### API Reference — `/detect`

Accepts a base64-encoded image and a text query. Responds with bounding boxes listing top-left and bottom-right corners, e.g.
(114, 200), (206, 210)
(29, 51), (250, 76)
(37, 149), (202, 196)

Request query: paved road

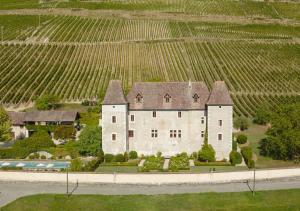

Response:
(1, 177), (300, 207)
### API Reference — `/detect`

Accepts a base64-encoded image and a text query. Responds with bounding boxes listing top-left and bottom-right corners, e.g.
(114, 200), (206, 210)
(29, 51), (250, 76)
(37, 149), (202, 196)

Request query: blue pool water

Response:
(0, 161), (70, 170)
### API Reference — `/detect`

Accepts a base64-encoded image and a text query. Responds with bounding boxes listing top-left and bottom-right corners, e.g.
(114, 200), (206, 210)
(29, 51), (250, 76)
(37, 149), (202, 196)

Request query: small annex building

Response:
(8, 111), (79, 139)
(101, 80), (233, 161)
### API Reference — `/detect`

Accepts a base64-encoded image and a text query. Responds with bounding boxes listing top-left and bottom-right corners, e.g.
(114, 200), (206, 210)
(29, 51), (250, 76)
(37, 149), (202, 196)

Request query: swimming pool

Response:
(0, 160), (70, 170)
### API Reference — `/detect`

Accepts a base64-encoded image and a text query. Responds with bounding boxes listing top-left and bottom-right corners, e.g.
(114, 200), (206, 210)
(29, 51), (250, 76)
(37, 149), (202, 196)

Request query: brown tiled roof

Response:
(102, 80), (127, 105)
(8, 111), (26, 125)
(8, 111), (78, 125)
(207, 81), (233, 105)
(24, 111), (78, 122)
(127, 82), (210, 110)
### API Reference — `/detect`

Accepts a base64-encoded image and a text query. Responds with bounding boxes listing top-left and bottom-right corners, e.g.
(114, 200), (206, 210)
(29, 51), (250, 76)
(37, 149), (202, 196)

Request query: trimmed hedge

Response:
(241, 146), (255, 168)
(114, 154), (125, 162)
(169, 152), (190, 172)
(129, 151), (138, 159)
(194, 161), (231, 166)
(140, 155), (163, 172)
(104, 154), (114, 163)
(237, 134), (247, 144)
(229, 150), (242, 165)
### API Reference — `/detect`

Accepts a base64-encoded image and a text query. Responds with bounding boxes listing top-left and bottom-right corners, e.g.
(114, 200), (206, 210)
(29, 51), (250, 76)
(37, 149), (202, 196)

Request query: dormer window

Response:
(193, 93), (199, 103)
(136, 93), (143, 103)
(164, 94), (171, 103)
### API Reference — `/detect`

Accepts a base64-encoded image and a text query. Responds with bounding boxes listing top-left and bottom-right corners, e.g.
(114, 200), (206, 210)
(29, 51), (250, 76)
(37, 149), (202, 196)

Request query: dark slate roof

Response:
(8, 112), (26, 125)
(127, 82), (210, 110)
(8, 111), (78, 125)
(102, 80), (127, 105)
(207, 81), (233, 105)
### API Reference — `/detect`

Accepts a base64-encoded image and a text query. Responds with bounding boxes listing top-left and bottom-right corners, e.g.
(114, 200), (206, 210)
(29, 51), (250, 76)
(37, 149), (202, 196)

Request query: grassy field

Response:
(2, 189), (300, 210)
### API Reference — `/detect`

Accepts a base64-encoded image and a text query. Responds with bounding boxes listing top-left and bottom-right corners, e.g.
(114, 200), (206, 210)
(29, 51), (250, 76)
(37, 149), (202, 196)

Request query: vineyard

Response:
(0, 0), (300, 116)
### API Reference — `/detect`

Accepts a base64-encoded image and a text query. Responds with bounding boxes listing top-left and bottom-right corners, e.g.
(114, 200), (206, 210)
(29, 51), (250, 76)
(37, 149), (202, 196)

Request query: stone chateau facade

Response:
(101, 80), (233, 160)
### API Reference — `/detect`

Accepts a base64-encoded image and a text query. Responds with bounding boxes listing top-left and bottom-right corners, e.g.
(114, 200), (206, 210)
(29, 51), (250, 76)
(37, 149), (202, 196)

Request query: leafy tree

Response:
(259, 103), (300, 160)
(35, 94), (61, 110)
(0, 106), (11, 142)
(198, 144), (215, 162)
(234, 116), (249, 131)
(236, 134), (247, 144)
(253, 106), (271, 125)
(77, 126), (101, 156)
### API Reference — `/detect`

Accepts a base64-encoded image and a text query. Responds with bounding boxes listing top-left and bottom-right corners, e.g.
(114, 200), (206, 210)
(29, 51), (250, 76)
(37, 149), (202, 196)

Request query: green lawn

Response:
(3, 189), (300, 211)
(236, 122), (300, 169)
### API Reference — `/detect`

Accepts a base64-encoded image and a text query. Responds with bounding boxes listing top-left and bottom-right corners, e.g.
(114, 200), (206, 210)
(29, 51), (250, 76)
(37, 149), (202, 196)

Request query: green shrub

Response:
(229, 150), (242, 165)
(40, 155), (46, 159)
(241, 146), (254, 168)
(253, 106), (270, 125)
(141, 155), (163, 172)
(129, 151), (138, 159)
(84, 159), (101, 171)
(191, 152), (198, 160)
(53, 125), (76, 140)
(237, 134), (247, 144)
(198, 144), (215, 162)
(114, 154), (125, 162)
(124, 152), (129, 162)
(1, 166), (23, 171)
(70, 158), (83, 172)
(0, 148), (14, 159)
(232, 140), (237, 151)
(97, 149), (104, 163)
(234, 116), (249, 131)
(248, 160), (255, 169)
(104, 154), (114, 163)
(156, 151), (162, 158)
(169, 153), (190, 172)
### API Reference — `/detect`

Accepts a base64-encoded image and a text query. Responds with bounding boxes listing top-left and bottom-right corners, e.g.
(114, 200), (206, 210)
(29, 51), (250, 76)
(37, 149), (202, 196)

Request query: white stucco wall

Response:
(102, 105), (128, 154)
(11, 126), (28, 139)
(207, 105), (232, 161)
(128, 110), (206, 156)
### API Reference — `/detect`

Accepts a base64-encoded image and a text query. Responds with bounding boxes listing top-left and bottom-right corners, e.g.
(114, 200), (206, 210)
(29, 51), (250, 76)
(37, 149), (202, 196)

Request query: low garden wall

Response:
(0, 168), (299, 185)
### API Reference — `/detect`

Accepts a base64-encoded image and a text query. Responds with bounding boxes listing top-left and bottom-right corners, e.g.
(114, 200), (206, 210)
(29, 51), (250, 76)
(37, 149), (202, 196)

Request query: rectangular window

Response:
(201, 131), (204, 138)
(153, 111), (156, 118)
(130, 115), (134, 122)
(112, 116), (116, 123)
(201, 117), (204, 124)
(219, 120), (222, 126)
(170, 130), (178, 138)
(128, 130), (134, 138)
(112, 133), (116, 141)
(218, 134), (222, 141)
(178, 111), (181, 118)
(151, 130), (158, 138)
(178, 130), (181, 138)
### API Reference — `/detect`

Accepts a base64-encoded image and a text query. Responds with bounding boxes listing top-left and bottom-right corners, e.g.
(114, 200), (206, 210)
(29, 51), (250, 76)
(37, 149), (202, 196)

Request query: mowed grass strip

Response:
(2, 189), (300, 211)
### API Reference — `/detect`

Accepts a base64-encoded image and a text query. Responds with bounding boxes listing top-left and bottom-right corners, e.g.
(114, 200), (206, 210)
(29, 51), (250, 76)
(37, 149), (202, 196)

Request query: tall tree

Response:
(35, 94), (61, 110)
(0, 106), (11, 142)
(259, 103), (300, 160)
(77, 126), (102, 156)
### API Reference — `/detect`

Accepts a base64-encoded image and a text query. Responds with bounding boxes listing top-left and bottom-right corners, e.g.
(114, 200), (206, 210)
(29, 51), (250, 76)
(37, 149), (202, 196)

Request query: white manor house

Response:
(101, 80), (233, 161)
